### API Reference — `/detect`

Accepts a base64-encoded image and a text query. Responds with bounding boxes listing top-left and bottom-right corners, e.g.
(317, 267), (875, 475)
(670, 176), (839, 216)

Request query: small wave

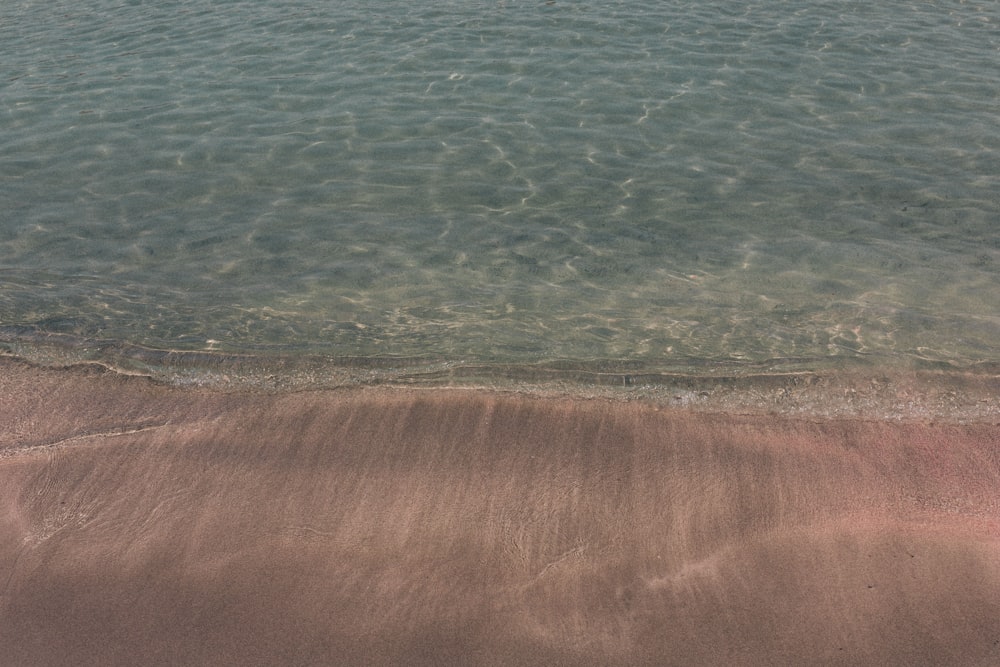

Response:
(3, 325), (997, 423)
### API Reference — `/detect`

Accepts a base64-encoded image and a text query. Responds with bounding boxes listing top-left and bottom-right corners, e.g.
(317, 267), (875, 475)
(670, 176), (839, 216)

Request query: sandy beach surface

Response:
(2, 356), (999, 665)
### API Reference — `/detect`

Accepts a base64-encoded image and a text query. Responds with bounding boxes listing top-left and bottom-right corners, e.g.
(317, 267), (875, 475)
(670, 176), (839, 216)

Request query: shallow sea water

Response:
(2, 0), (999, 387)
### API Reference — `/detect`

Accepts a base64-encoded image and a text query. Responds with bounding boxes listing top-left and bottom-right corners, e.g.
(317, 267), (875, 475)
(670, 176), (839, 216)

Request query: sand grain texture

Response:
(2, 358), (999, 665)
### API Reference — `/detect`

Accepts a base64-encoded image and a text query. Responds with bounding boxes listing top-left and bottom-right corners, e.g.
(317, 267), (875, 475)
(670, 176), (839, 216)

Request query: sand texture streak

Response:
(2, 357), (999, 665)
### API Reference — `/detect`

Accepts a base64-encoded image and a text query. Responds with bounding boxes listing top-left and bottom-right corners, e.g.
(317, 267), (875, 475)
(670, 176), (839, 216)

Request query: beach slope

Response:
(2, 358), (999, 665)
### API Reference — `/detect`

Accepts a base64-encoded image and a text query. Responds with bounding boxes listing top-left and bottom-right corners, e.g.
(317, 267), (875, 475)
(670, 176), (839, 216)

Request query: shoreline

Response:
(3, 327), (1000, 422)
(2, 356), (999, 665)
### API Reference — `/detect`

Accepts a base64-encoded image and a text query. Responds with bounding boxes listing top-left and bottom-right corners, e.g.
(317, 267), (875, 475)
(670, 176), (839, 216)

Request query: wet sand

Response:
(2, 356), (999, 665)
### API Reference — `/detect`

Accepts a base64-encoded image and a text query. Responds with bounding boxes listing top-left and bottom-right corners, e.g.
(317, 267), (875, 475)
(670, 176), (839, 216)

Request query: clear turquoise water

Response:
(2, 0), (999, 381)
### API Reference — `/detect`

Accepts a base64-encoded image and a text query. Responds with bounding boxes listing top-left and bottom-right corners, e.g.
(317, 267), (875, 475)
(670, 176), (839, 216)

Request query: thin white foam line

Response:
(1, 424), (168, 460)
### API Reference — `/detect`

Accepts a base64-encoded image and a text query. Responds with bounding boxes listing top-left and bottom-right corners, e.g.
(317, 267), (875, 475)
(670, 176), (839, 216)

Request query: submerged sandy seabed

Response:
(2, 355), (999, 665)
